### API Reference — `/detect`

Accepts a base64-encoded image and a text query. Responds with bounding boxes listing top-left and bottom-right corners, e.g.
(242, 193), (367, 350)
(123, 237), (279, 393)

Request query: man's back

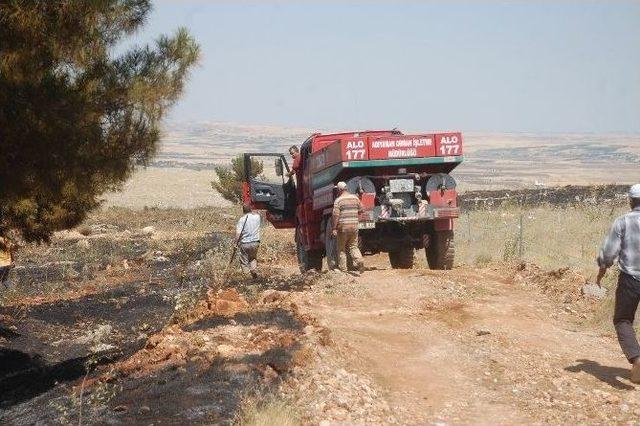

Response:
(599, 207), (640, 280)
(333, 193), (361, 231)
(237, 213), (261, 244)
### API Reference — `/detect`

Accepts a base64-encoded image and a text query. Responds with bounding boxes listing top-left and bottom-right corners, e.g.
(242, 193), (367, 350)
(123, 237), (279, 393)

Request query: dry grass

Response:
(456, 203), (628, 277)
(454, 203), (630, 333)
(1, 205), (295, 305)
(101, 167), (230, 209)
(235, 396), (300, 426)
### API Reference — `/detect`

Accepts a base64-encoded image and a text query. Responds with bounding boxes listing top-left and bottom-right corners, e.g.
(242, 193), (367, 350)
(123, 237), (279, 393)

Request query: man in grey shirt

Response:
(597, 184), (640, 381)
(236, 204), (261, 279)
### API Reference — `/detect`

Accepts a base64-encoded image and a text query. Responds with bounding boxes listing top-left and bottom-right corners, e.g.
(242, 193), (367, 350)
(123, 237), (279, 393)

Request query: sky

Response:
(130, 0), (640, 133)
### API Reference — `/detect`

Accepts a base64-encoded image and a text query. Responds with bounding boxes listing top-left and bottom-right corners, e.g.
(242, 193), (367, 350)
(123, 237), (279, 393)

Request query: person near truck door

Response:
(287, 145), (303, 201)
(236, 204), (261, 279)
(332, 181), (365, 273)
(287, 145), (300, 178)
(0, 237), (15, 289)
(597, 184), (640, 382)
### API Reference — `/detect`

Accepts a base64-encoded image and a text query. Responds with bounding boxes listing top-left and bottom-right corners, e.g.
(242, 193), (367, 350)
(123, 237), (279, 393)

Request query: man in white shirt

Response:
(236, 204), (261, 278)
(597, 184), (640, 381)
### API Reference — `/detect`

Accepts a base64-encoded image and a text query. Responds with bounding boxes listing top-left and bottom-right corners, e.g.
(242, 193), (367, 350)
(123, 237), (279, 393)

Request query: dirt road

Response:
(3, 245), (639, 425)
(299, 256), (639, 425)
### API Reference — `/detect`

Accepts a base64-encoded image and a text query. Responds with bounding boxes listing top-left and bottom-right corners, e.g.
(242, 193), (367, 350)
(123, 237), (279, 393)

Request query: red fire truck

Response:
(242, 129), (463, 271)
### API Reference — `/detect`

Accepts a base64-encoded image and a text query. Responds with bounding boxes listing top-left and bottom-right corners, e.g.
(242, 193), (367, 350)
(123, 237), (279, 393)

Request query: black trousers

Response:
(614, 272), (640, 363)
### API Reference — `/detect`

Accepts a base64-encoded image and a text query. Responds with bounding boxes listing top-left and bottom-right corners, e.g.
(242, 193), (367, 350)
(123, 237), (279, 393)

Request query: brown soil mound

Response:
(511, 262), (586, 303)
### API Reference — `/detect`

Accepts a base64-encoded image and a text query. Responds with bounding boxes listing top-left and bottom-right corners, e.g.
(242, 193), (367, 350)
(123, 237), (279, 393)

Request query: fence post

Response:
(518, 213), (524, 259)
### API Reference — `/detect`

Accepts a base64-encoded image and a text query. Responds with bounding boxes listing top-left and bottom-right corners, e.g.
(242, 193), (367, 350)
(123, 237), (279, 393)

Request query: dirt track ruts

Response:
(296, 255), (636, 425)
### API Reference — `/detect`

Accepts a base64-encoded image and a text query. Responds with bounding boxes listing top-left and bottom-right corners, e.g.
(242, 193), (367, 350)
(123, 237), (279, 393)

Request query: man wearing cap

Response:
(597, 184), (640, 382)
(332, 181), (365, 273)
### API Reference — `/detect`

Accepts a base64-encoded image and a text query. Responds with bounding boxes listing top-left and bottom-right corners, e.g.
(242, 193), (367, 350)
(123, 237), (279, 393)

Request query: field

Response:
(101, 122), (640, 209)
(1, 199), (637, 425)
(3, 122), (640, 425)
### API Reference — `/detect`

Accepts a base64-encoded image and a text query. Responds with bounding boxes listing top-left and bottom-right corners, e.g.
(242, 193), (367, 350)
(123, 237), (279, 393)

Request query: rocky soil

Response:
(0, 220), (635, 425)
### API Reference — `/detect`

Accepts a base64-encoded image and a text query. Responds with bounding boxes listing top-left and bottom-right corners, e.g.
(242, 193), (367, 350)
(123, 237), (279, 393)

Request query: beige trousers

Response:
(336, 228), (363, 271)
(239, 242), (259, 273)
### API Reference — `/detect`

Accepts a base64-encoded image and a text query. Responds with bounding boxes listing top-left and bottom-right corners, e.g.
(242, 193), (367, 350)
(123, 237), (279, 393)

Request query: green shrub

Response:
(212, 155), (263, 203)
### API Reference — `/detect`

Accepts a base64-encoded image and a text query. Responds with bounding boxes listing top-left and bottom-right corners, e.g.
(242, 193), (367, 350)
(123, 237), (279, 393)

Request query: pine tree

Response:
(0, 0), (200, 242)
(212, 155), (264, 204)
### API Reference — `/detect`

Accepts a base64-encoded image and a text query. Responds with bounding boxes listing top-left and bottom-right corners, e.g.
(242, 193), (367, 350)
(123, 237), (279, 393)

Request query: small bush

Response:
(502, 235), (519, 262)
(236, 397), (300, 426)
(212, 155), (264, 203)
(77, 225), (92, 236)
(474, 253), (492, 267)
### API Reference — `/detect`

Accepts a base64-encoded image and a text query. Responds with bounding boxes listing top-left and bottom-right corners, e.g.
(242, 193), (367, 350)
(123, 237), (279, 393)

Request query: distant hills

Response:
(103, 122), (639, 208)
(157, 121), (640, 189)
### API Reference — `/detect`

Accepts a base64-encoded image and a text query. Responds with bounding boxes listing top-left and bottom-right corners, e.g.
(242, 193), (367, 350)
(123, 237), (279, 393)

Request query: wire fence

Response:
(455, 204), (627, 276)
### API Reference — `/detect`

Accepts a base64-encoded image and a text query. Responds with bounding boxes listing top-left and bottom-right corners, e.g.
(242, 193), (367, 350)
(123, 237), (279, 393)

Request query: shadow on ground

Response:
(0, 279), (178, 424)
(0, 347), (120, 410)
(184, 307), (303, 333)
(106, 342), (300, 425)
(565, 359), (636, 391)
(1, 295), (304, 425)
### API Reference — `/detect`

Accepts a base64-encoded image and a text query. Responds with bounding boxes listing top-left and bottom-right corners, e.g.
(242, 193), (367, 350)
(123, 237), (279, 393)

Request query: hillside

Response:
(102, 122), (640, 209)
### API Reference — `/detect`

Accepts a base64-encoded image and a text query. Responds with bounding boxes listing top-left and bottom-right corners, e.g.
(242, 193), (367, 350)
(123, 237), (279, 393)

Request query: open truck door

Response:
(242, 153), (296, 229)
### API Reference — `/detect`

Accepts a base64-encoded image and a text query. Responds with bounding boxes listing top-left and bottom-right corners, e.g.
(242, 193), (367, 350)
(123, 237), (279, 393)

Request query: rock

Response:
(262, 365), (279, 382)
(216, 344), (235, 357)
(582, 282), (607, 299)
(91, 343), (117, 353)
(141, 226), (155, 236)
(139, 405), (151, 414)
(261, 289), (289, 304)
(476, 329), (491, 336)
(207, 288), (249, 315)
(153, 255), (170, 264)
(75, 324), (113, 345)
(76, 239), (91, 249)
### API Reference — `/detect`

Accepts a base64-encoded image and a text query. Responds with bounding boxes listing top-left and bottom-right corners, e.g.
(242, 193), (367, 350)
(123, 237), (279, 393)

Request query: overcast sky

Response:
(132, 0), (640, 133)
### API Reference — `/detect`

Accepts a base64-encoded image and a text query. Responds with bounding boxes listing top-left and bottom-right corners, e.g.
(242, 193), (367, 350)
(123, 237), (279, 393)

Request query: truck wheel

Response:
(296, 228), (323, 272)
(426, 230), (455, 270)
(388, 248), (415, 269)
(325, 219), (338, 270)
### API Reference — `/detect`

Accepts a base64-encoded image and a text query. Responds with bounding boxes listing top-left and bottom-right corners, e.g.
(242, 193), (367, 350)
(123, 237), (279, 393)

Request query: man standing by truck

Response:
(332, 181), (365, 274)
(287, 145), (303, 201)
(597, 184), (640, 382)
(287, 145), (300, 179)
(236, 204), (261, 279)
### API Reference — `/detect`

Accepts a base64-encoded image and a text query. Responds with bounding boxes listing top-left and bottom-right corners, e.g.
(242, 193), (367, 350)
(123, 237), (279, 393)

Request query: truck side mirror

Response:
(275, 158), (284, 177)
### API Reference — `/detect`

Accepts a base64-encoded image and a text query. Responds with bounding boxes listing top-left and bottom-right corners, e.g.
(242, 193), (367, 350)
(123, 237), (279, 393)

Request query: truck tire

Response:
(426, 230), (455, 270)
(388, 248), (415, 269)
(296, 228), (323, 272)
(325, 219), (338, 270)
